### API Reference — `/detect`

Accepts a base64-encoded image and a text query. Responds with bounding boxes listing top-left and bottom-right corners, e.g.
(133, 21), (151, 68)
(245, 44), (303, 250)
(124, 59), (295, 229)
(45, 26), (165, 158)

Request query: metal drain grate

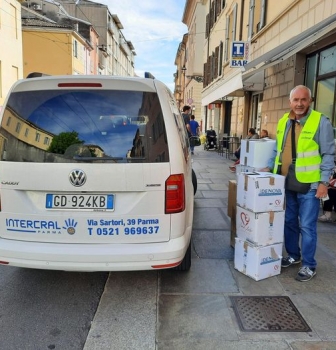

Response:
(230, 296), (311, 332)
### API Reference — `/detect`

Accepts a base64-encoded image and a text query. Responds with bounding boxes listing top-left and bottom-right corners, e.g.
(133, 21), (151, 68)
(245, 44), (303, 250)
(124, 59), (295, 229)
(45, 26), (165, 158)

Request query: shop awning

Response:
(202, 70), (243, 106)
(243, 71), (264, 91)
(201, 69), (264, 106)
(243, 13), (336, 79)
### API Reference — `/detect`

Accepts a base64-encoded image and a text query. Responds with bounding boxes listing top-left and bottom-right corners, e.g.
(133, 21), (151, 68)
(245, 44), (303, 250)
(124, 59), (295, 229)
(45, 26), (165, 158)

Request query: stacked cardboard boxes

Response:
(232, 139), (285, 281)
(228, 139), (274, 247)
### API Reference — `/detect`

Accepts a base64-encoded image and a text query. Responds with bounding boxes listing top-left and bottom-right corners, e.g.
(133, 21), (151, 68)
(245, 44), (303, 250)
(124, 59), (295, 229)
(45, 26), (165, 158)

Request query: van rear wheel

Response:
(192, 169), (197, 195)
(174, 240), (191, 271)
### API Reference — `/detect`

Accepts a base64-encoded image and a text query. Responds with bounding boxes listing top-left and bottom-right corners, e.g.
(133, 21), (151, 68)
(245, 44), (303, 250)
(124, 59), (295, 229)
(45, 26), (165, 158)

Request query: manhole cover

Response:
(230, 296), (311, 332)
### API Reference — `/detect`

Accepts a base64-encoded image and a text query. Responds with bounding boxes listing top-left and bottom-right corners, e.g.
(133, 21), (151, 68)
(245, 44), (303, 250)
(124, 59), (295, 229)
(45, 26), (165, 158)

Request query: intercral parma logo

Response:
(63, 219), (78, 235)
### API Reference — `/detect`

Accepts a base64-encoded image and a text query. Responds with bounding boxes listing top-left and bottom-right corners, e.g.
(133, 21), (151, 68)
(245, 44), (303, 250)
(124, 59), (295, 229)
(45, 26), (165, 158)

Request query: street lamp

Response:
(181, 65), (186, 105)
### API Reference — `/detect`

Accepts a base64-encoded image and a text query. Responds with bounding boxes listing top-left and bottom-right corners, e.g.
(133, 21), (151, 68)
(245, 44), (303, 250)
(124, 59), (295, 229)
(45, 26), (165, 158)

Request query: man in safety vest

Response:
(263, 85), (335, 282)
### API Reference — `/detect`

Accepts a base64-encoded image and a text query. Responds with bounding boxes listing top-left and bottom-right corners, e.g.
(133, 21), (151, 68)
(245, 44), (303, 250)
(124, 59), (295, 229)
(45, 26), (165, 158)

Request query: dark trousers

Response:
(322, 189), (336, 212)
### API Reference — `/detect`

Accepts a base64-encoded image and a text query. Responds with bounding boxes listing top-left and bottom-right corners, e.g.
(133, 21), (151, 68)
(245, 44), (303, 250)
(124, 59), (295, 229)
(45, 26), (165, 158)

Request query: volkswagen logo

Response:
(69, 169), (87, 187)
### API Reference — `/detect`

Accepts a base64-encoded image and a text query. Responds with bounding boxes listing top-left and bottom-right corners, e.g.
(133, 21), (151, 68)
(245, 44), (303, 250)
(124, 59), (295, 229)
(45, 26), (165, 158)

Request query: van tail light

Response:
(151, 261), (182, 269)
(165, 174), (185, 214)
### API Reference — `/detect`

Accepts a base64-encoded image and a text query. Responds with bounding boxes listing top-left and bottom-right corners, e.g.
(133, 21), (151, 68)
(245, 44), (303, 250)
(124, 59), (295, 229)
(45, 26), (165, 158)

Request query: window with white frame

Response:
(225, 4), (237, 62)
(248, 0), (267, 40)
(73, 39), (78, 58)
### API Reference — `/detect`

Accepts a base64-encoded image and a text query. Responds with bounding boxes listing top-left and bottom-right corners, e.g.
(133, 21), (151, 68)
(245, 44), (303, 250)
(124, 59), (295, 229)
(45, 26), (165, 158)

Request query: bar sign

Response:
(230, 41), (249, 68)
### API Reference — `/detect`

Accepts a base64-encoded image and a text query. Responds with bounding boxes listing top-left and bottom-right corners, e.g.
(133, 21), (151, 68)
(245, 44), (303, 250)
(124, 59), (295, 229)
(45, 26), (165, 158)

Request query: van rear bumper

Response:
(0, 230), (192, 271)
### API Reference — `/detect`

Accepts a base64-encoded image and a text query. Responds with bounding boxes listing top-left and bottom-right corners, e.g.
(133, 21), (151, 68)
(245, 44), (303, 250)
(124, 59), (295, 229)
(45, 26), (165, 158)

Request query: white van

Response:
(0, 74), (196, 271)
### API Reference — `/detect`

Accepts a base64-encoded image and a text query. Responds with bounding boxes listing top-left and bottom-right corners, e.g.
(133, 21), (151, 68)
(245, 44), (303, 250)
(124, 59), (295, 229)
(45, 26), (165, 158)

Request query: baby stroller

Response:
(204, 129), (217, 150)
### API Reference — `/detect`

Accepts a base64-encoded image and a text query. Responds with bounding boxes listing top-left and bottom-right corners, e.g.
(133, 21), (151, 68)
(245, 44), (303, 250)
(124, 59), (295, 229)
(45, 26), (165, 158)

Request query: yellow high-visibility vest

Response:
(274, 110), (322, 183)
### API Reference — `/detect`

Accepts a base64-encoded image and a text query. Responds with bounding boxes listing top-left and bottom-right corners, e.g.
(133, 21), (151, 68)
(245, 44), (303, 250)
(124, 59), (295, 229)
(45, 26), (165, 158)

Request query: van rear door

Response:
(0, 77), (175, 244)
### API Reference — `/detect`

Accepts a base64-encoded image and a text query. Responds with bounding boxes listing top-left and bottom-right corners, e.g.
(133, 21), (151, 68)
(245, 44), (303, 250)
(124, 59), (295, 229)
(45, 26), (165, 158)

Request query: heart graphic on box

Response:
(240, 212), (250, 227)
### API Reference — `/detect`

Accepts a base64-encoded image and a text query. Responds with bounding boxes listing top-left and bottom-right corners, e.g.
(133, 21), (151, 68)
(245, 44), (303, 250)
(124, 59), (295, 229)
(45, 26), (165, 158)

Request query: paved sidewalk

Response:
(85, 146), (336, 350)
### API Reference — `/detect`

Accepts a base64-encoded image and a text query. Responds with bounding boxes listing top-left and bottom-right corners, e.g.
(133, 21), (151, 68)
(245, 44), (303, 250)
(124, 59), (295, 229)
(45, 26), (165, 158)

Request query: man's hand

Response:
(259, 167), (271, 172)
(316, 183), (328, 199)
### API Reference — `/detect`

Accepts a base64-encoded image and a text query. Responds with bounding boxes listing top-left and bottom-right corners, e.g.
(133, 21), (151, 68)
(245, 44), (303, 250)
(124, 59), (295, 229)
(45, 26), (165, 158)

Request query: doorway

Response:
(223, 101), (232, 135)
(250, 94), (263, 134)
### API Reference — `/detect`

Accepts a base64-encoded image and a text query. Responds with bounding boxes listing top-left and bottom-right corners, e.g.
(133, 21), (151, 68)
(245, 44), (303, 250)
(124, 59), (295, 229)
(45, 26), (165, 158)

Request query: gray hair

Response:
(289, 85), (312, 101)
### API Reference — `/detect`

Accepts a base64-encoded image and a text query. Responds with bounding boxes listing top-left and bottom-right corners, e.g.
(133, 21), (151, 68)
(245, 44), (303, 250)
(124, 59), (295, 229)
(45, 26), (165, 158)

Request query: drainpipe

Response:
(204, 0), (211, 132)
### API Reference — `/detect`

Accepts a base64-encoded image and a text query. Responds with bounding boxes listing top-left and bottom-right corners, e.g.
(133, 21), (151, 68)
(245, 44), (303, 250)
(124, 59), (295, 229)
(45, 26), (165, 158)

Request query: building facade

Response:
(0, 0), (137, 108)
(22, 7), (93, 76)
(177, 0), (207, 131)
(58, 0), (135, 77)
(244, 0), (336, 139)
(174, 35), (188, 110)
(0, 0), (24, 107)
(179, 0), (336, 140)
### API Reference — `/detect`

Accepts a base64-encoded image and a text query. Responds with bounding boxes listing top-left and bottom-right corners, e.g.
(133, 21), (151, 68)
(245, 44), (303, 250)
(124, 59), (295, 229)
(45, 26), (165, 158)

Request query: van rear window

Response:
(0, 90), (169, 163)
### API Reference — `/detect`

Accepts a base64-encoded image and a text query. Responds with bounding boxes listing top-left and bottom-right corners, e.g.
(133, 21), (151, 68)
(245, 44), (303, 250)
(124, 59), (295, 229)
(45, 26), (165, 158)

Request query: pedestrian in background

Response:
(235, 127), (259, 159)
(318, 168), (336, 222)
(189, 114), (199, 155)
(182, 105), (191, 136)
(260, 129), (270, 138)
(263, 85), (335, 282)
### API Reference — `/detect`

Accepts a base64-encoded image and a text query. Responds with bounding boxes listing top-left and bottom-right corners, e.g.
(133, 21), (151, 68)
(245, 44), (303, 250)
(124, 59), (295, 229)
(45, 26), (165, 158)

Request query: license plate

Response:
(46, 194), (114, 210)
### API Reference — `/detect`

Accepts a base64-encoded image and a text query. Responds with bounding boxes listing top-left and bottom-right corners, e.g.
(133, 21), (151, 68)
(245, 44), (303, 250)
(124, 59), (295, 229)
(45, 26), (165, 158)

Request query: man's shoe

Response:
(229, 166), (236, 173)
(318, 213), (332, 222)
(281, 256), (301, 268)
(295, 266), (316, 282)
(191, 151), (194, 155)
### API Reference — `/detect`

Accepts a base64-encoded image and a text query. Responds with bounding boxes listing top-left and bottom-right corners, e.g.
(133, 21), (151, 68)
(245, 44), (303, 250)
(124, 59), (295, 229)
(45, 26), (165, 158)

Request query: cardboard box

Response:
(227, 180), (237, 218)
(236, 205), (284, 246)
(240, 139), (276, 168)
(235, 164), (257, 174)
(237, 172), (285, 212)
(234, 238), (282, 281)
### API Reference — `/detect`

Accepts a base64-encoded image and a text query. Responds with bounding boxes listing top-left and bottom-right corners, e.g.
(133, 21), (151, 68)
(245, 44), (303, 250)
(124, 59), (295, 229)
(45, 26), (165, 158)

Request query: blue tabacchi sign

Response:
(230, 41), (250, 67)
